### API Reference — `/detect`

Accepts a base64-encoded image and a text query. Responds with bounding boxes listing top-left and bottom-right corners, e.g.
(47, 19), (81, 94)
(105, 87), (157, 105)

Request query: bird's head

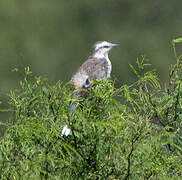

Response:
(91, 41), (118, 58)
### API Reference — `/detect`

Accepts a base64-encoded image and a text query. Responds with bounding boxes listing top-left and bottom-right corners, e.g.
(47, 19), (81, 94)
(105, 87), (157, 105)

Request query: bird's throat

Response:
(93, 52), (108, 59)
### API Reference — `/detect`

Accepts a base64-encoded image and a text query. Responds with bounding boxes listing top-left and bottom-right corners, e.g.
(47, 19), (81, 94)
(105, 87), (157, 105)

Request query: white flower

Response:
(61, 125), (71, 137)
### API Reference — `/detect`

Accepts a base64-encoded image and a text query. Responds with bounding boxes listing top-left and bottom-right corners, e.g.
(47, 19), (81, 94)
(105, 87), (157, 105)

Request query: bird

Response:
(69, 41), (118, 115)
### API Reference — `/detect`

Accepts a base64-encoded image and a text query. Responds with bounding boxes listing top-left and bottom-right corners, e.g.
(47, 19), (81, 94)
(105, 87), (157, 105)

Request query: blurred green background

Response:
(0, 0), (182, 126)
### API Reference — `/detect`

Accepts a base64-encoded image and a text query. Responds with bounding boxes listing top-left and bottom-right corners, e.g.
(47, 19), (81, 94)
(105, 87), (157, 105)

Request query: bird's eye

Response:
(103, 45), (109, 48)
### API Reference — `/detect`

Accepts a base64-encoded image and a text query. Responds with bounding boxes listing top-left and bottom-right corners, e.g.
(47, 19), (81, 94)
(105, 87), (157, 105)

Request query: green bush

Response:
(0, 38), (182, 179)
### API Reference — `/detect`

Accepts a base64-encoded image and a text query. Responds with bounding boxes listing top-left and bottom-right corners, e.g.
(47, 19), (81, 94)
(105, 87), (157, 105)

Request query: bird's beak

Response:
(111, 43), (119, 47)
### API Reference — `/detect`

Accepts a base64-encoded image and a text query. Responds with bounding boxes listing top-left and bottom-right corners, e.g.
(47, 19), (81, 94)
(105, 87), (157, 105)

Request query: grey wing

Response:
(79, 58), (107, 80)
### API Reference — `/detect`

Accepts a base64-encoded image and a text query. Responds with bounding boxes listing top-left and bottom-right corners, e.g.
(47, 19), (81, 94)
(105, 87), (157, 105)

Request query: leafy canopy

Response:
(0, 38), (182, 179)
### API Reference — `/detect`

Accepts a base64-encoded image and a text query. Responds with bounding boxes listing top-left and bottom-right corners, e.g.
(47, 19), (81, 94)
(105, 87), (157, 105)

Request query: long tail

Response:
(69, 91), (80, 116)
(69, 102), (79, 116)
(69, 90), (89, 116)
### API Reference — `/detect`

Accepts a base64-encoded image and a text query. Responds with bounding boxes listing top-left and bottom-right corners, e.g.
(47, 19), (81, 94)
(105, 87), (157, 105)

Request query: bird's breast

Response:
(105, 57), (112, 78)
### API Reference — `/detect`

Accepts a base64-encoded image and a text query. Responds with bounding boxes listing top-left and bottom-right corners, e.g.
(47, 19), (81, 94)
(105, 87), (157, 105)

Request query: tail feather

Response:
(69, 90), (89, 116)
(69, 102), (79, 116)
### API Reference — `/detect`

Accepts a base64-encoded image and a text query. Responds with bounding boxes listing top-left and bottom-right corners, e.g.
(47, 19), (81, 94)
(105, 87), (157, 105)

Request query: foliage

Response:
(0, 38), (182, 179)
